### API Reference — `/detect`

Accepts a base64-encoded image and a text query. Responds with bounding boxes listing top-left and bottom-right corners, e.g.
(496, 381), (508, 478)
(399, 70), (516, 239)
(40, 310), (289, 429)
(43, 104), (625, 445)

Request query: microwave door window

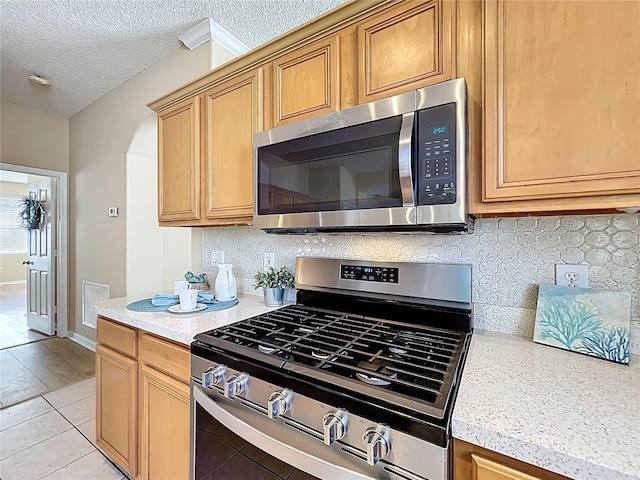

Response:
(257, 116), (403, 215)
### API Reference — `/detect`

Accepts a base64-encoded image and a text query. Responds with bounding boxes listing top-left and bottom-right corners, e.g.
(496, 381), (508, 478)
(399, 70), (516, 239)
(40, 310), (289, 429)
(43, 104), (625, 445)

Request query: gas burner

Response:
(356, 360), (397, 386)
(311, 350), (332, 360)
(258, 344), (277, 354)
(389, 346), (407, 355)
(257, 335), (288, 355)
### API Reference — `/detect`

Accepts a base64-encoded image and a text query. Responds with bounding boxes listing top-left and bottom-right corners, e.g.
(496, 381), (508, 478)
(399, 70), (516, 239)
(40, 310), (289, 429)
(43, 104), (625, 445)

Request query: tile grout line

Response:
(44, 387), (128, 480)
(0, 409), (54, 433)
(2, 390), (122, 480)
(3, 348), (50, 390)
(35, 449), (97, 480)
(71, 418), (129, 479)
(45, 391), (95, 411)
(1, 377), (95, 410)
(0, 421), (75, 462)
(0, 336), (51, 352)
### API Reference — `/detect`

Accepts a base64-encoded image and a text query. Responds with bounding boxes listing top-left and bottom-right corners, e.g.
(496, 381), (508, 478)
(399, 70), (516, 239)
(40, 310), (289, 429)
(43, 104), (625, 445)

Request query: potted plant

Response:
(254, 266), (294, 307)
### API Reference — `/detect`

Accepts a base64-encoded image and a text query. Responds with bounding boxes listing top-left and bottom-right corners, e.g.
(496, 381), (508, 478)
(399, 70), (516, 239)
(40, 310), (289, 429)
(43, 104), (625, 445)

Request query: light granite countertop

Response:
(452, 330), (640, 480)
(93, 292), (284, 345)
(94, 294), (639, 479)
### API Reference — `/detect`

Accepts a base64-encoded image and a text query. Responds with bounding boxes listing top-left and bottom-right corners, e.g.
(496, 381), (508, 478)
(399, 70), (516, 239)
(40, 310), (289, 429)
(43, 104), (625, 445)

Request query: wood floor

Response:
(0, 284), (49, 349)
(0, 338), (95, 408)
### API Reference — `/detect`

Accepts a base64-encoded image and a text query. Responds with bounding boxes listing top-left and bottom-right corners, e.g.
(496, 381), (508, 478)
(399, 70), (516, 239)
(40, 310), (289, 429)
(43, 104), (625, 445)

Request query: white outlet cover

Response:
(210, 250), (224, 266)
(264, 252), (275, 272)
(555, 264), (588, 288)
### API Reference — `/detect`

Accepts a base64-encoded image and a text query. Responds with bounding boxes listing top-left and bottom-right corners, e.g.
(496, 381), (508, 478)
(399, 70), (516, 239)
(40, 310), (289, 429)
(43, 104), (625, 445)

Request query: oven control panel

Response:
(192, 356), (449, 480)
(341, 265), (398, 283)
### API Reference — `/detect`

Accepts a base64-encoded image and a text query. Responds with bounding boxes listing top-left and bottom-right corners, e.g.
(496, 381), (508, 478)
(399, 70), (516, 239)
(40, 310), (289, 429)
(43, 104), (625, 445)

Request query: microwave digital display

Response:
(427, 124), (448, 135)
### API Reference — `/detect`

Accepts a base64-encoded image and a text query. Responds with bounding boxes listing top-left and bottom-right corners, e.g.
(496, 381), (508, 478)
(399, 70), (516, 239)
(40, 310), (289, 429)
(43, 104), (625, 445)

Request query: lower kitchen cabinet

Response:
(96, 344), (138, 477)
(454, 439), (570, 480)
(139, 365), (190, 480)
(96, 316), (190, 480)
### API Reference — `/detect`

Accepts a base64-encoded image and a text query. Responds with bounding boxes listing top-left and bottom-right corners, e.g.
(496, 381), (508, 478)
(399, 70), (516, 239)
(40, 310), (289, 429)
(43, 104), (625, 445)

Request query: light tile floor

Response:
(0, 377), (127, 480)
(0, 284), (48, 350)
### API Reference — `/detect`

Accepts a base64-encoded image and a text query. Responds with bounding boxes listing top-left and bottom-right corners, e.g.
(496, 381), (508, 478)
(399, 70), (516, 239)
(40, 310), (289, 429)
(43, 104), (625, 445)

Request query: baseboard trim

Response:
(0, 280), (27, 286)
(66, 331), (97, 352)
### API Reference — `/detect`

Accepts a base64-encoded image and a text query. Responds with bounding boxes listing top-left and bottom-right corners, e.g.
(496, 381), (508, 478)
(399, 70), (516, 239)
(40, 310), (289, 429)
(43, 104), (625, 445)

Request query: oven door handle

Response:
(193, 386), (375, 480)
(398, 111), (416, 207)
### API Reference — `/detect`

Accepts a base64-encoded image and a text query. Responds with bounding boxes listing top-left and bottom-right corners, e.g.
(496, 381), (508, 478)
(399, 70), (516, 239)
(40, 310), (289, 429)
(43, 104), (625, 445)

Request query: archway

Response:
(125, 113), (201, 296)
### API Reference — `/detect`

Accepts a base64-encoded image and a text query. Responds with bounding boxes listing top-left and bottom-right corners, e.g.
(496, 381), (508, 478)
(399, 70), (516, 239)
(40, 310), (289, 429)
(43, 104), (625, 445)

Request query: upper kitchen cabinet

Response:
(202, 68), (263, 224)
(357, 0), (454, 103)
(269, 35), (340, 127)
(148, 0), (470, 227)
(477, 0), (640, 214)
(157, 97), (200, 222)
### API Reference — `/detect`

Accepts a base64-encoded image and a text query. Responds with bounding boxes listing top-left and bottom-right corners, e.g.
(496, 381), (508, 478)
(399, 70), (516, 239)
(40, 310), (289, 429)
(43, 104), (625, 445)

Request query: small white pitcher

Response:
(214, 264), (237, 302)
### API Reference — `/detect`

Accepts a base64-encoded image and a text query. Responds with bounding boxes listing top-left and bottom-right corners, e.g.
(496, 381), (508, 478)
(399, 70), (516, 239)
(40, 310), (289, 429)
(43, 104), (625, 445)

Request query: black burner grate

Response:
(207, 305), (465, 414)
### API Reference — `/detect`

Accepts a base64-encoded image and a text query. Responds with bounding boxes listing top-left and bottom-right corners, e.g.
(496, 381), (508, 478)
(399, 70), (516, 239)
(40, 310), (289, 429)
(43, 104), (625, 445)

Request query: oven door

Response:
(191, 383), (375, 480)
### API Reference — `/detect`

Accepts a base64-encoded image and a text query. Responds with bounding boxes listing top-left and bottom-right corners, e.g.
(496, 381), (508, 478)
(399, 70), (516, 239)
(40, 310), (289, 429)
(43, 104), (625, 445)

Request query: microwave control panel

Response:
(416, 103), (457, 205)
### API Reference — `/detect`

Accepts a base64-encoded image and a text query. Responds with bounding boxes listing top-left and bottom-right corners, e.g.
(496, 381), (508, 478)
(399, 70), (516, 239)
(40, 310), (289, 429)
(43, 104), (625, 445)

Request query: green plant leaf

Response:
(253, 266), (294, 289)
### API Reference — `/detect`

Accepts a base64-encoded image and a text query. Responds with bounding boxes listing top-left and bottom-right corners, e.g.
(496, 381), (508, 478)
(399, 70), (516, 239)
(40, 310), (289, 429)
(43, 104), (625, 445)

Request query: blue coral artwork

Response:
(533, 284), (631, 364)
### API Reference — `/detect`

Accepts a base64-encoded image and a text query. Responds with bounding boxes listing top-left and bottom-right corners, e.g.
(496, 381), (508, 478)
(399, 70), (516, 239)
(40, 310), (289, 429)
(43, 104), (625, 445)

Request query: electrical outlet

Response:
(555, 264), (588, 288)
(264, 252), (275, 272)
(210, 250), (224, 266)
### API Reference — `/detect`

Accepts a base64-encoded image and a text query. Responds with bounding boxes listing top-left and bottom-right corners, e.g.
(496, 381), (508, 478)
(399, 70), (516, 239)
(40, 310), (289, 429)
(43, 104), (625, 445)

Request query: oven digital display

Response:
(341, 265), (398, 283)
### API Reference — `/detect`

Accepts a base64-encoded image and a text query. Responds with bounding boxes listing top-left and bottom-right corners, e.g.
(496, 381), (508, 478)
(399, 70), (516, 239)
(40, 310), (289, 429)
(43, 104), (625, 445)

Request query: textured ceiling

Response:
(0, 0), (347, 118)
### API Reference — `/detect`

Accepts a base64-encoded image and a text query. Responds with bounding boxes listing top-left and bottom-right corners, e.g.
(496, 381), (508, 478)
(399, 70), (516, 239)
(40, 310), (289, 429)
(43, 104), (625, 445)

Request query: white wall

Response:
(0, 102), (69, 172)
(125, 116), (201, 296)
(202, 213), (640, 353)
(0, 103), (69, 287)
(69, 41), (236, 340)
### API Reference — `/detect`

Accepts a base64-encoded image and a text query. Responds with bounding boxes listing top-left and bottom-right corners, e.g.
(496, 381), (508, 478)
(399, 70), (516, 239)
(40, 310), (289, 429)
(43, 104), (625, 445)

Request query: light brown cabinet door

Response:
(139, 365), (190, 480)
(357, 0), (453, 103)
(157, 96), (200, 222)
(455, 439), (571, 480)
(271, 35), (340, 126)
(472, 455), (541, 480)
(96, 344), (137, 477)
(203, 69), (262, 222)
(483, 0), (640, 204)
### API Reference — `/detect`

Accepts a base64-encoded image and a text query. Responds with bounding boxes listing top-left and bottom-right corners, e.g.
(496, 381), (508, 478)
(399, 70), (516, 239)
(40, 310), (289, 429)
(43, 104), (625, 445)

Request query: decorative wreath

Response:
(18, 196), (46, 231)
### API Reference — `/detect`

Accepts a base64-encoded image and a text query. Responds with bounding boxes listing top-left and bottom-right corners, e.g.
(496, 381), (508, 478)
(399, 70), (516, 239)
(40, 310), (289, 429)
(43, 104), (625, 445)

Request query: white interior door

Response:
(26, 178), (57, 335)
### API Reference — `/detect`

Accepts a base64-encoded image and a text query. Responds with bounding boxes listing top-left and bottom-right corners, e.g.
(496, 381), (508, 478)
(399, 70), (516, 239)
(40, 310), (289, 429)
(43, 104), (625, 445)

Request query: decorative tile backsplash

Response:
(202, 214), (639, 353)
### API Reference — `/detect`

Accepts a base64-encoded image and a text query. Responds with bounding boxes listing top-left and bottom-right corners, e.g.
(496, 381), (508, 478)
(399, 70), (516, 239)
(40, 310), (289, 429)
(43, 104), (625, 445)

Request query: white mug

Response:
(179, 289), (198, 310)
(173, 280), (189, 295)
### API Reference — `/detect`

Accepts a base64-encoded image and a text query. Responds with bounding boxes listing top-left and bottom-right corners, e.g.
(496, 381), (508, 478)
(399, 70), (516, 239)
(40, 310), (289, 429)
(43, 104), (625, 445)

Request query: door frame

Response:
(0, 162), (68, 338)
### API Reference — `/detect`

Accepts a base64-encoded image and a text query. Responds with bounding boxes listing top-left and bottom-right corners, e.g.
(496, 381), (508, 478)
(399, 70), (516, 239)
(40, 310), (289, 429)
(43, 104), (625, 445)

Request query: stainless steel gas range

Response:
(191, 257), (472, 480)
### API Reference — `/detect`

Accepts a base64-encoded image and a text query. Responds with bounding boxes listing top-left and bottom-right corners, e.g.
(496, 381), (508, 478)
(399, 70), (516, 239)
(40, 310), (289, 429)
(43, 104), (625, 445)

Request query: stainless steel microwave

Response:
(253, 78), (473, 234)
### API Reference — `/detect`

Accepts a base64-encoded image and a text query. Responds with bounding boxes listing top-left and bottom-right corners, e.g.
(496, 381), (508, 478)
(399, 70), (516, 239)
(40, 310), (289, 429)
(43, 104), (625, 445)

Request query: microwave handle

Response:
(398, 112), (415, 207)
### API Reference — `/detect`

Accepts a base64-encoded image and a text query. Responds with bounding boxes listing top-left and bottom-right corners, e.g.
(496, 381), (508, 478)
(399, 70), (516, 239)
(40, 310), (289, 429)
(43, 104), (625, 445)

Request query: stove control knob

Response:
(202, 365), (226, 388)
(362, 426), (390, 466)
(224, 373), (248, 399)
(267, 390), (292, 419)
(322, 410), (348, 445)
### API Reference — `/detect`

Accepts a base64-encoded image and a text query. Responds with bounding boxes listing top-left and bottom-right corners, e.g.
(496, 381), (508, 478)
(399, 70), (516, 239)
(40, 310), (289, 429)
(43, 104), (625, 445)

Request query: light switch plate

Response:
(108, 207), (118, 217)
(264, 252), (275, 272)
(555, 264), (588, 288)
(211, 250), (224, 266)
